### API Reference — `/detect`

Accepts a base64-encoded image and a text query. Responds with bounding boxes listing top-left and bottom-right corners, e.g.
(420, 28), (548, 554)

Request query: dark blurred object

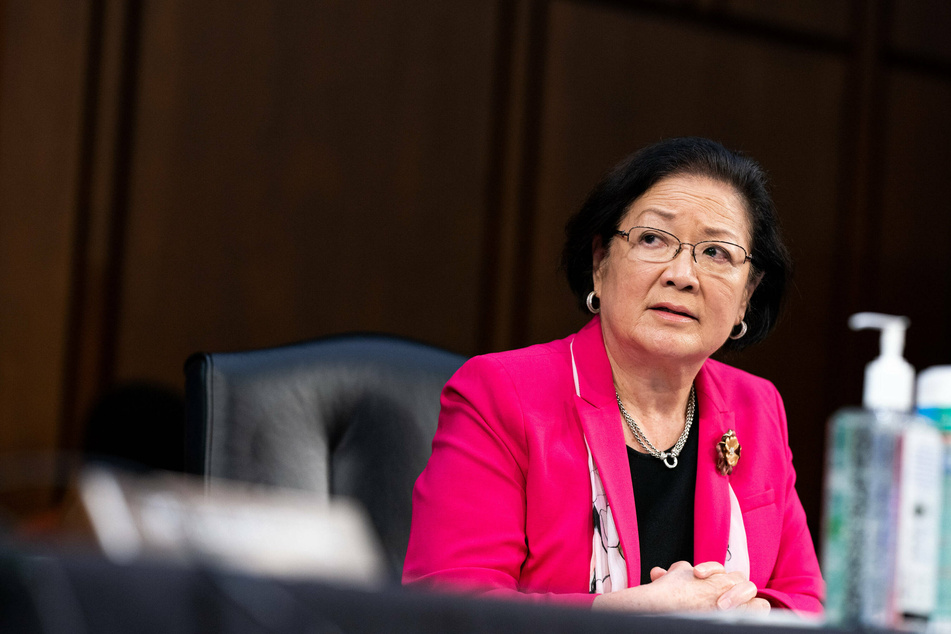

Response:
(184, 334), (466, 579)
(0, 547), (831, 634)
(8, 383), (184, 543)
(83, 382), (186, 473)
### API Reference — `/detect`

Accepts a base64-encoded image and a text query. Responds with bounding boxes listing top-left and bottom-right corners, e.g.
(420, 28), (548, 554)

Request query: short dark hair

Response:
(561, 137), (792, 351)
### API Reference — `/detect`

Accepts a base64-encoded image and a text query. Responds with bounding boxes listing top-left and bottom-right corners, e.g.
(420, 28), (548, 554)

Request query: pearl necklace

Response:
(616, 385), (696, 469)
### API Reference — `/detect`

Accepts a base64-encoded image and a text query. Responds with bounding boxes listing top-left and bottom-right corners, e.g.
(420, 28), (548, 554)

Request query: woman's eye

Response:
(638, 232), (668, 248)
(701, 244), (733, 263)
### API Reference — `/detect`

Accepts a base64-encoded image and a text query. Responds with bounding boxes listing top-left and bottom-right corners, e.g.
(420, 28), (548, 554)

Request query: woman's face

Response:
(592, 174), (759, 366)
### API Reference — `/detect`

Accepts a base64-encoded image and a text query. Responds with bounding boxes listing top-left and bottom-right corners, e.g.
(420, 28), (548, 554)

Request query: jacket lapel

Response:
(693, 361), (732, 565)
(570, 318), (642, 585)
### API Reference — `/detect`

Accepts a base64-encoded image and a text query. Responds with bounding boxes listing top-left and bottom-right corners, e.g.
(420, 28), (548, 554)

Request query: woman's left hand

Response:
(650, 561), (770, 613)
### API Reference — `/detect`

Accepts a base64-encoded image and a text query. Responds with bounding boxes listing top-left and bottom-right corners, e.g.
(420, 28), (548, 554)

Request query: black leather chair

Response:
(183, 334), (467, 579)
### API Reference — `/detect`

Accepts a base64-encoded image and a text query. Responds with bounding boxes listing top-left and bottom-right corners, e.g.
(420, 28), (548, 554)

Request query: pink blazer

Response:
(403, 317), (824, 613)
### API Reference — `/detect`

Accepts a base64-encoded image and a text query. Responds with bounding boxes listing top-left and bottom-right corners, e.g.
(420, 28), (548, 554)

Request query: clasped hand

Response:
(592, 561), (770, 614)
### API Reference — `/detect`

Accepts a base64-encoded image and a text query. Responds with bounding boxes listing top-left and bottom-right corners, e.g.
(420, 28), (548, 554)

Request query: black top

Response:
(627, 416), (699, 585)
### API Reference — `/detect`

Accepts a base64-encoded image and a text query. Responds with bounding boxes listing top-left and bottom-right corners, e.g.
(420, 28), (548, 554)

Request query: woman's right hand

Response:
(591, 561), (769, 613)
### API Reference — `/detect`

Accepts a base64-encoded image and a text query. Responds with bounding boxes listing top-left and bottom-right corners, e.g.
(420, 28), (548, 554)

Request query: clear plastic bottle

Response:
(823, 407), (902, 626)
(918, 366), (951, 625)
(822, 313), (943, 627)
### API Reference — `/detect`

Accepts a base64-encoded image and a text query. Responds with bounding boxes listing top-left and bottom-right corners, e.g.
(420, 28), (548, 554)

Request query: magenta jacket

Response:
(403, 317), (824, 613)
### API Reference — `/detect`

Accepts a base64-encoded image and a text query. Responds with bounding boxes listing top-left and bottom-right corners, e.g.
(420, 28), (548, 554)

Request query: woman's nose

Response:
(662, 247), (700, 289)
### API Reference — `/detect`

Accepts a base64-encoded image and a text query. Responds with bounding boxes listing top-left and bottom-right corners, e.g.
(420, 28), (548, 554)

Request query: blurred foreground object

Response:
(823, 314), (943, 627)
(80, 467), (387, 586)
(0, 550), (826, 634)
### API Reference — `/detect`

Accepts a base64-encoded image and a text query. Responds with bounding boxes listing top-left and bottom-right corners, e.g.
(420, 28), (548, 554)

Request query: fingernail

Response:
(717, 596), (733, 610)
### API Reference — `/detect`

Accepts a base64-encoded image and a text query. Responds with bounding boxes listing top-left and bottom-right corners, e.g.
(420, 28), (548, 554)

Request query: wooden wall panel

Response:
(891, 0), (951, 60)
(110, 1), (498, 389)
(829, 3), (951, 415)
(1, 0), (950, 540)
(524, 1), (849, 536)
(724, 0), (852, 38)
(0, 1), (89, 512)
(59, 0), (144, 458)
(876, 72), (951, 371)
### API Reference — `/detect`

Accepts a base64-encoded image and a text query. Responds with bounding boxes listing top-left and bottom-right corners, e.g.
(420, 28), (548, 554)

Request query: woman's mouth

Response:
(650, 305), (697, 320)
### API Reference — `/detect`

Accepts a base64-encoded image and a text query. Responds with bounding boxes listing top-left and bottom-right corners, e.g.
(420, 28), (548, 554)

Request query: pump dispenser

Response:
(823, 313), (942, 628)
(848, 312), (914, 411)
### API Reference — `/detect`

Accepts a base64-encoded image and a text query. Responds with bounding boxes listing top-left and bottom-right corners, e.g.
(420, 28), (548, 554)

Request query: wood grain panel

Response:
(111, 0), (498, 388)
(0, 0), (89, 512)
(2, 0), (949, 534)
(725, 0), (851, 39)
(891, 0), (951, 61)
(61, 0), (141, 454)
(875, 72), (951, 370)
(525, 0), (849, 536)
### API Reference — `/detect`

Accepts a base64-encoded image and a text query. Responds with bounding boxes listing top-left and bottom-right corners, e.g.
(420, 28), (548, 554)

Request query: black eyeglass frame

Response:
(614, 226), (754, 268)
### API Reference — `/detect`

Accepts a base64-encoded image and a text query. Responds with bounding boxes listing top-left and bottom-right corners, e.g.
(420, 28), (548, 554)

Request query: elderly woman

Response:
(403, 137), (823, 614)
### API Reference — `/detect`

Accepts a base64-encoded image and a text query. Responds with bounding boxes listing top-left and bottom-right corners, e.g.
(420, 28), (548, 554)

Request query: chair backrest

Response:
(184, 334), (466, 578)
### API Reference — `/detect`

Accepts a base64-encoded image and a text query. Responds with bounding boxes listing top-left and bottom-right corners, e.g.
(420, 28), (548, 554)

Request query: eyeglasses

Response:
(614, 226), (753, 275)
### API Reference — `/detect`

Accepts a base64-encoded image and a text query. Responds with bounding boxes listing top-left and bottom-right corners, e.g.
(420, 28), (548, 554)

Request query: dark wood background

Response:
(2, 0), (951, 549)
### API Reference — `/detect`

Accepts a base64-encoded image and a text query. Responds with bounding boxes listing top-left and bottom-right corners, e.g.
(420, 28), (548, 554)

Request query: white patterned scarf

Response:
(587, 440), (627, 593)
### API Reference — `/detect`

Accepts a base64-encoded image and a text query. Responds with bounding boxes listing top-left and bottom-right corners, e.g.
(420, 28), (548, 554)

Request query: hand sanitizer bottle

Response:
(822, 313), (942, 627)
(918, 366), (951, 626)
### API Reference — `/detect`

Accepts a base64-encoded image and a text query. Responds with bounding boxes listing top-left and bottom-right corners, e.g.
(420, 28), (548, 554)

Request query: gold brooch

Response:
(716, 430), (741, 476)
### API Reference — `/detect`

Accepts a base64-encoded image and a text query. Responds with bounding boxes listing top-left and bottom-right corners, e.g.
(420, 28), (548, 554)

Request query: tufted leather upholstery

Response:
(184, 334), (466, 578)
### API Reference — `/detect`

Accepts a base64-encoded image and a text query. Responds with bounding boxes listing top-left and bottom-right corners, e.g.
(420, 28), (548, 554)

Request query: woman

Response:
(403, 137), (824, 614)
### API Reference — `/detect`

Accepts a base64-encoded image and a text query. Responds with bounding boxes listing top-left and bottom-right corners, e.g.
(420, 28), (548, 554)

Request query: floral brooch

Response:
(716, 430), (741, 476)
